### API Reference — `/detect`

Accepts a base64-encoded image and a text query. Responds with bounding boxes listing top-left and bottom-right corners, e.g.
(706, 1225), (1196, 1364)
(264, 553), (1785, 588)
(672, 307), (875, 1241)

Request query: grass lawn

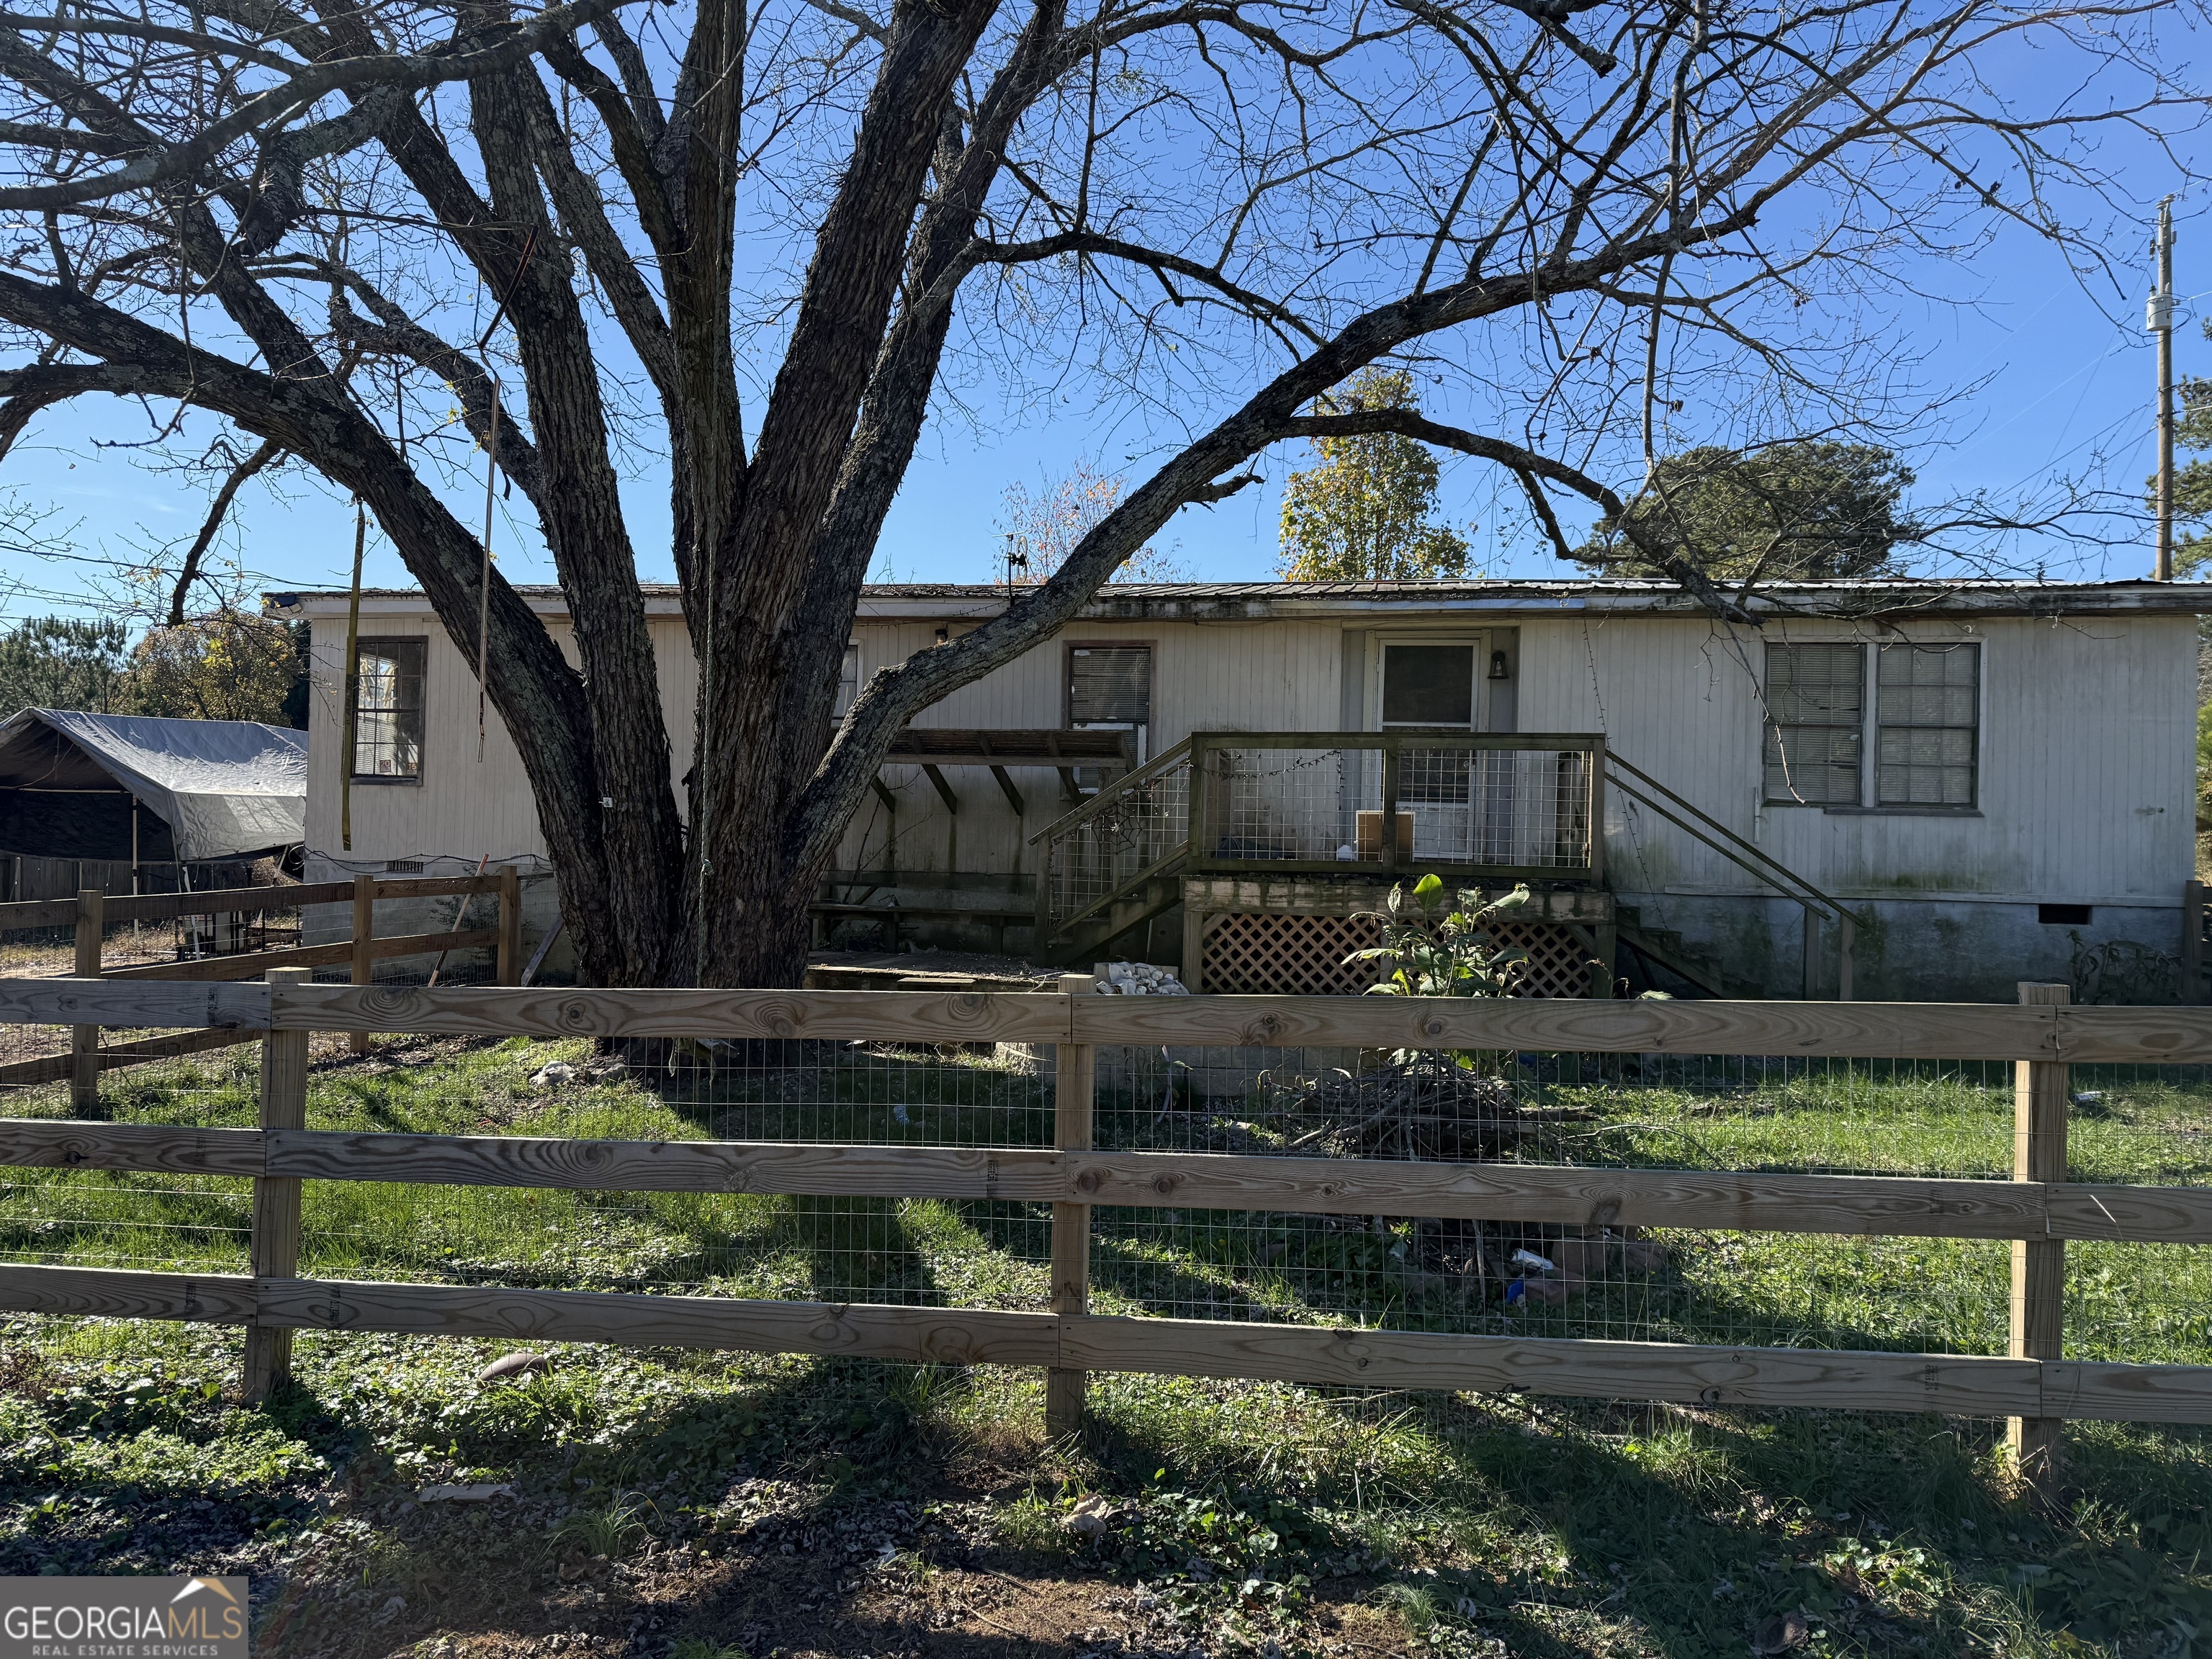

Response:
(0, 1033), (2207, 1657)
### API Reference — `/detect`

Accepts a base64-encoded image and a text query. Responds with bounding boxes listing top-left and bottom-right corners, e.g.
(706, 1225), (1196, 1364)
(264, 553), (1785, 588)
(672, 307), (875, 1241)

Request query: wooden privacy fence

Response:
(1, 974), (2211, 1497)
(0, 873), (522, 1107)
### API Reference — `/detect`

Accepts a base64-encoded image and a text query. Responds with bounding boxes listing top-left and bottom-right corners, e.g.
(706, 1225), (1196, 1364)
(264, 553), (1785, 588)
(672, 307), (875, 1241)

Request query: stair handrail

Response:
(1038, 843), (1191, 944)
(1603, 750), (1858, 925)
(1025, 734), (1196, 847)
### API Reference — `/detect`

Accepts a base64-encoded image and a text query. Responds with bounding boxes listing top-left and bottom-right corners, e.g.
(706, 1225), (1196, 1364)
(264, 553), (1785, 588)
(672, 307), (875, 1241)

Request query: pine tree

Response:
(0, 617), (130, 715)
(1277, 369), (1471, 582)
(2167, 369), (2212, 579)
(1584, 441), (1915, 580)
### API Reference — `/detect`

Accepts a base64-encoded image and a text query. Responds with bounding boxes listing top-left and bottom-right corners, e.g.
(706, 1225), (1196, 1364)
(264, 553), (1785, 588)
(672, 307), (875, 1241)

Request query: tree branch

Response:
(169, 436), (283, 624)
(0, 0), (637, 210)
(1281, 409), (1760, 624)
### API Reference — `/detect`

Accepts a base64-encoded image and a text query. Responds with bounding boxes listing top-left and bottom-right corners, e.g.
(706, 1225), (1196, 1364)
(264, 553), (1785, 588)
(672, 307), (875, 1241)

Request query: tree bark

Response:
(0, 0), (2141, 990)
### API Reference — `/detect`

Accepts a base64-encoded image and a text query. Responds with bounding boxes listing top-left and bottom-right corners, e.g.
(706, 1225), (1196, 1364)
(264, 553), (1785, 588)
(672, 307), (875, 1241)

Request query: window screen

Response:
(1382, 644), (1475, 726)
(1877, 643), (1978, 807)
(1068, 646), (1151, 724)
(1763, 643), (1863, 805)
(353, 638), (426, 781)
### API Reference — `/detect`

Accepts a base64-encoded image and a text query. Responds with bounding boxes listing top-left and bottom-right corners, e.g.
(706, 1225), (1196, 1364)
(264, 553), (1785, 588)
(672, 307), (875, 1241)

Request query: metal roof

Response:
(268, 577), (2212, 621)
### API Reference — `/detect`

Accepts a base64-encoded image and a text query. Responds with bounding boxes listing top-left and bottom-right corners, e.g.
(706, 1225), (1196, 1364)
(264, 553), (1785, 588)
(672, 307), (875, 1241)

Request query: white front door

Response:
(1380, 642), (1479, 862)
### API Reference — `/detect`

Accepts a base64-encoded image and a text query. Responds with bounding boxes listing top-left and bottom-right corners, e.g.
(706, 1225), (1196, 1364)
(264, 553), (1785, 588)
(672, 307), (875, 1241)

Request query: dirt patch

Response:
(256, 1484), (1416, 1659)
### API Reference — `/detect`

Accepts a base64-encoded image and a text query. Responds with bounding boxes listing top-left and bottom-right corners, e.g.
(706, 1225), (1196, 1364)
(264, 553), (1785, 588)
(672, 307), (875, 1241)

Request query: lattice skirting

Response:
(1199, 912), (1598, 997)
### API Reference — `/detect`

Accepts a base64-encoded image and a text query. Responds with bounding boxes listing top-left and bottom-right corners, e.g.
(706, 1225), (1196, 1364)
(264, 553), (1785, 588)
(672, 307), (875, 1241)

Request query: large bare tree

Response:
(0, 0), (2191, 985)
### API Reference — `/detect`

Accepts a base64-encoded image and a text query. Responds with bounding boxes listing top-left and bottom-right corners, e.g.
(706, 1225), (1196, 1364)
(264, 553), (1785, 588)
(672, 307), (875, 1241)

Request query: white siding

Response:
(1509, 612), (2195, 904)
(300, 595), (2197, 912)
(302, 604), (698, 868)
(830, 618), (1348, 878)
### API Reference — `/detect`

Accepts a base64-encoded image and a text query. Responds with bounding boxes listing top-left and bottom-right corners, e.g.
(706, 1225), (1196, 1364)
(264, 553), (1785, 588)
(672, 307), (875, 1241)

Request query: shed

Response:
(0, 709), (307, 865)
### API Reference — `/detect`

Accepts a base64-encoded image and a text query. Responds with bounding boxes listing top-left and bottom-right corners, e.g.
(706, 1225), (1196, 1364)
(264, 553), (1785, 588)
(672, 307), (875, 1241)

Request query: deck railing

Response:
(0, 974), (2208, 1501)
(1032, 736), (1195, 942)
(1031, 732), (1604, 948)
(1189, 731), (1603, 880)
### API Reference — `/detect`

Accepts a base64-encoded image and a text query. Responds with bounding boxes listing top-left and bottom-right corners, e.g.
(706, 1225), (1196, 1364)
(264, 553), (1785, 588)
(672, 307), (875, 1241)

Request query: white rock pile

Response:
(1092, 961), (1190, 995)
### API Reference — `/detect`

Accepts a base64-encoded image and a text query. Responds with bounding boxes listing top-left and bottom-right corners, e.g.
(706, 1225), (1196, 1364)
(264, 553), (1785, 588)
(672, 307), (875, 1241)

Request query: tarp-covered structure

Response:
(0, 709), (306, 863)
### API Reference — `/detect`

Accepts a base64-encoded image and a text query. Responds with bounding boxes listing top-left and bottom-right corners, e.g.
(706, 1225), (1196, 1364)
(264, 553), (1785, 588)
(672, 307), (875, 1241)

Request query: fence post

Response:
(2185, 880), (2204, 1004)
(2010, 980), (2070, 1501)
(349, 873), (374, 1054)
(70, 888), (102, 1116)
(1046, 972), (1097, 1439)
(496, 866), (521, 986)
(242, 966), (311, 1403)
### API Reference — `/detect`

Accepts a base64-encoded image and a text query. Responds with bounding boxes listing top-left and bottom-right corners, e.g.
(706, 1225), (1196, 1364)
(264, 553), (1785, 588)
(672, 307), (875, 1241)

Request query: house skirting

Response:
(1615, 891), (2194, 1004)
(1181, 875), (1616, 998)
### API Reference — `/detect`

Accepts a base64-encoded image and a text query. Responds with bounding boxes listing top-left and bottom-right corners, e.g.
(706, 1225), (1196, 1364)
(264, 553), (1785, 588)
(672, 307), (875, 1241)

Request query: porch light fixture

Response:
(1488, 649), (1511, 680)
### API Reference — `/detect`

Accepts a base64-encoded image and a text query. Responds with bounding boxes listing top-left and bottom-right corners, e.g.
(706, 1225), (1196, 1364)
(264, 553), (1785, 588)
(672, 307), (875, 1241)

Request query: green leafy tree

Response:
(127, 611), (305, 727)
(1278, 371), (1472, 581)
(2166, 369), (2212, 579)
(0, 616), (130, 716)
(1582, 442), (1917, 580)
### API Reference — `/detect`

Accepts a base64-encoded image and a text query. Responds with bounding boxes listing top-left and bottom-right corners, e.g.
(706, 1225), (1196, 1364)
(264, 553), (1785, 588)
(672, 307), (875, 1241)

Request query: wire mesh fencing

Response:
(1087, 1041), (2208, 1370)
(0, 1011), (2203, 1382)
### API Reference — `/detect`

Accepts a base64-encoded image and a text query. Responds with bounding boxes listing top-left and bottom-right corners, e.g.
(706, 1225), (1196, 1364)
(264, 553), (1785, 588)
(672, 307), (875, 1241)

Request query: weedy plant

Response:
(549, 1488), (657, 1558)
(1349, 875), (1532, 1017)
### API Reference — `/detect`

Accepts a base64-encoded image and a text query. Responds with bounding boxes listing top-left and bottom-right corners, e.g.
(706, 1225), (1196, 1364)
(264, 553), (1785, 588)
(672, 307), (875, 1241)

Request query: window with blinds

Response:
(1068, 644), (1150, 786)
(1876, 642), (1979, 807)
(1068, 645), (1151, 726)
(1763, 642), (1864, 806)
(1380, 644), (1475, 727)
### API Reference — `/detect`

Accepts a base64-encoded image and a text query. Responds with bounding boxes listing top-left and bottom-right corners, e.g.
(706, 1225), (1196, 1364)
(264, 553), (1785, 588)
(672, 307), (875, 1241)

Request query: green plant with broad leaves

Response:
(1347, 873), (1532, 999)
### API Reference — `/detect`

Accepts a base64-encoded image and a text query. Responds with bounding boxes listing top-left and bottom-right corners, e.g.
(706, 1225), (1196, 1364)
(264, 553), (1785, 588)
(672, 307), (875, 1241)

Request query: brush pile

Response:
(1269, 1053), (1588, 1163)
(1260, 1055), (1668, 1305)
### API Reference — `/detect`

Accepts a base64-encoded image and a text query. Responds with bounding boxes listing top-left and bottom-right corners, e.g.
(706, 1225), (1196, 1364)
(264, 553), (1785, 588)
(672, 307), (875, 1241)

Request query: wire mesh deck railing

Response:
(1190, 734), (1601, 879)
(1030, 732), (1607, 950)
(0, 977), (2206, 1499)
(1033, 737), (1195, 941)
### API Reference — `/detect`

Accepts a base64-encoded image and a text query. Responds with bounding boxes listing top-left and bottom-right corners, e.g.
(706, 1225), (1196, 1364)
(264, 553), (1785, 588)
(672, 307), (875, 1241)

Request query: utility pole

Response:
(2152, 195), (2177, 581)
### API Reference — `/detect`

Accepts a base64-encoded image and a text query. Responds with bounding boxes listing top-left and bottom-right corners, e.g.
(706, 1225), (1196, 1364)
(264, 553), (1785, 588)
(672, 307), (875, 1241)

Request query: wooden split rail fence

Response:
(0, 873), (522, 1109)
(1, 974), (2210, 1497)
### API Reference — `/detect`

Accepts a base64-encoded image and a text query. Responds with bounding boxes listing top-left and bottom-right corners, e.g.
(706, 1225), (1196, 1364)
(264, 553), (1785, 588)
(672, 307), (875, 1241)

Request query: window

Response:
(352, 638), (425, 781)
(1381, 644), (1475, 727)
(2039, 903), (2092, 926)
(1876, 643), (1979, 808)
(836, 642), (860, 715)
(1068, 644), (1150, 786)
(1763, 643), (1865, 805)
(1069, 644), (1151, 727)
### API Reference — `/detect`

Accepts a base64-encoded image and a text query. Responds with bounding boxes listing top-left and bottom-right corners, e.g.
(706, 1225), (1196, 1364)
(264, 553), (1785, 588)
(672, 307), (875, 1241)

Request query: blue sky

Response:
(0, 63), (2194, 618)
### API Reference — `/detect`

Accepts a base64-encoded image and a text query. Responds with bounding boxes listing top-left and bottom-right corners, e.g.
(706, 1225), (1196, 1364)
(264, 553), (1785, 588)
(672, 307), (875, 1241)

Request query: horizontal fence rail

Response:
(3, 1116), (2209, 1242)
(0, 976), (2208, 1493)
(4, 1264), (2207, 1425)
(13, 977), (2212, 1062)
(2, 873), (522, 1105)
(0, 873), (508, 934)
